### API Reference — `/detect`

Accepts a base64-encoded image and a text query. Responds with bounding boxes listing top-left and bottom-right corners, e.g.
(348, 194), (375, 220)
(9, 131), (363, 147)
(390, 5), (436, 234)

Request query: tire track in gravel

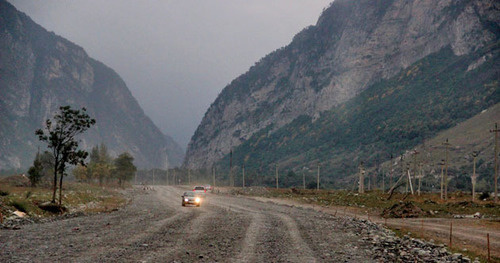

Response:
(209, 195), (319, 262)
(73, 189), (183, 261)
(95, 187), (213, 262)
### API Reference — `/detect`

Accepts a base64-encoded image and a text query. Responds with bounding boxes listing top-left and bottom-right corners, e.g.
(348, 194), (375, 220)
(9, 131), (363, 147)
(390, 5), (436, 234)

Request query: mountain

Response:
(184, 0), (499, 186)
(0, 0), (184, 170)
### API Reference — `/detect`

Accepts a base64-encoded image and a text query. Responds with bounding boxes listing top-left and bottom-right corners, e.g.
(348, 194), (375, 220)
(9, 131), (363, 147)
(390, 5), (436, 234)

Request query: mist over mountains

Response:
(0, 0), (183, 170)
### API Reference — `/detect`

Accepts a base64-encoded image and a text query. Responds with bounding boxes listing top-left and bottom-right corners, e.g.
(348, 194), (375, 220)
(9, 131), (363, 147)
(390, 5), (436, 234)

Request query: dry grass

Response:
(0, 182), (127, 218)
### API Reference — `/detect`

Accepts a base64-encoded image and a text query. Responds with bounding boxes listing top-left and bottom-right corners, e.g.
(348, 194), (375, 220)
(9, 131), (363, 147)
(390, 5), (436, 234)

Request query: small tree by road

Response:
(35, 105), (95, 206)
(113, 153), (136, 187)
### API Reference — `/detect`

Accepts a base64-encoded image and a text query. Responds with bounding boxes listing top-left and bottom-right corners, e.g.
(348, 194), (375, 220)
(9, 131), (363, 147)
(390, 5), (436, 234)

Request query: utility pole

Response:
(490, 123), (499, 203)
(389, 154), (393, 190)
(440, 159), (445, 200)
(302, 168), (306, 190)
(400, 155), (406, 193)
(382, 166), (385, 193)
(275, 163), (279, 189)
(242, 164), (245, 188)
(471, 151), (478, 202)
(412, 150), (419, 192)
(359, 162), (365, 194)
(443, 139), (451, 200)
(212, 165), (216, 188)
(406, 162), (414, 195)
(229, 150), (233, 187)
(317, 164), (320, 191)
(418, 163), (423, 196)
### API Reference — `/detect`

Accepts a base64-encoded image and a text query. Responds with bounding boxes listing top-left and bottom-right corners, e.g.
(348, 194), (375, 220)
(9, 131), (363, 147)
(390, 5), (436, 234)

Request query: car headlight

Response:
(184, 198), (189, 202)
(195, 198), (200, 203)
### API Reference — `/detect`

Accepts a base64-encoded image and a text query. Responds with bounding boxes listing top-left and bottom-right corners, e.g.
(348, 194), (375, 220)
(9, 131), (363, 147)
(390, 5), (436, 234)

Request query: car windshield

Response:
(184, 192), (195, 196)
(194, 187), (205, 190)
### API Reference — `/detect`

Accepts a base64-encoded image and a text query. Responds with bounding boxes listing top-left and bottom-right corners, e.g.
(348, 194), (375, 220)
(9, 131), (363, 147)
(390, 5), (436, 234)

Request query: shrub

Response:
(10, 200), (29, 213)
(479, 192), (490, 200)
(0, 190), (9, 196)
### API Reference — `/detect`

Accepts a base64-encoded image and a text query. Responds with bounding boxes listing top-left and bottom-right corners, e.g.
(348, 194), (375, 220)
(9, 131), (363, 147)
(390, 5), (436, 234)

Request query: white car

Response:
(181, 191), (201, 207)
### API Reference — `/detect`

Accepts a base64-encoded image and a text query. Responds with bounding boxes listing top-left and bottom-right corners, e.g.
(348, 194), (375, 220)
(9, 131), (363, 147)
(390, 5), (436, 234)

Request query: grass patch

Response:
(0, 182), (127, 218)
(234, 188), (500, 218)
(10, 200), (29, 213)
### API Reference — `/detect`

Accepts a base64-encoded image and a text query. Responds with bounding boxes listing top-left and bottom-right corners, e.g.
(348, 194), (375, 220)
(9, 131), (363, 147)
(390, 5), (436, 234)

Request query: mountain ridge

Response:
(0, 0), (184, 170)
(184, 0), (499, 183)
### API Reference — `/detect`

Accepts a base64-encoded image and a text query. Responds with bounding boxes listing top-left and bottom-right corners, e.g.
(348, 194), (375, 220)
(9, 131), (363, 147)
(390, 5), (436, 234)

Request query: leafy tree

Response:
(35, 106), (95, 205)
(93, 162), (112, 186)
(113, 152), (137, 187)
(27, 152), (43, 187)
(72, 164), (89, 182)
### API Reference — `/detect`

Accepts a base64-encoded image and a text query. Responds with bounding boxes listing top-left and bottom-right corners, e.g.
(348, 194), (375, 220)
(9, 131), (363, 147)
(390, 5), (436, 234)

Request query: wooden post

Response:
(443, 139), (451, 200)
(242, 164), (245, 188)
(407, 164), (414, 195)
(449, 221), (453, 248)
(166, 166), (168, 185)
(229, 149), (233, 187)
(490, 123), (499, 203)
(440, 160), (445, 200)
(487, 233), (491, 261)
(418, 163), (423, 196)
(359, 162), (365, 194)
(212, 166), (216, 188)
(275, 164), (279, 189)
(412, 150), (419, 194)
(0, 211), (3, 224)
(472, 151), (478, 202)
(317, 164), (320, 191)
(302, 169), (306, 190)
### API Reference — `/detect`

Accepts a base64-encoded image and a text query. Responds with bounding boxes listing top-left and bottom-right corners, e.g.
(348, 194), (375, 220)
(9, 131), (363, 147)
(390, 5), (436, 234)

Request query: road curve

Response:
(0, 186), (375, 262)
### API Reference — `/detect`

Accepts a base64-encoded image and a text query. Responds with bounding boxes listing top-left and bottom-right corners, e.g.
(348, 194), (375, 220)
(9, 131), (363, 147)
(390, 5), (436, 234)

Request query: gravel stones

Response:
(356, 218), (471, 262)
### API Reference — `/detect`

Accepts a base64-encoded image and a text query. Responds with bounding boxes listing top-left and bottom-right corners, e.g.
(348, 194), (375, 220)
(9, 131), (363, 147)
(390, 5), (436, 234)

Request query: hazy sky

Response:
(9, 0), (332, 149)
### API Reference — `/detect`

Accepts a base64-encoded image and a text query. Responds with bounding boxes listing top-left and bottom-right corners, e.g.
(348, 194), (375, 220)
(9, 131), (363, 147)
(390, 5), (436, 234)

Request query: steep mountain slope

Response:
(0, 0), (183, 170)
(223, 45), (499, 188)
(185, 0), (499, 179)
(377, 103), (500, 192)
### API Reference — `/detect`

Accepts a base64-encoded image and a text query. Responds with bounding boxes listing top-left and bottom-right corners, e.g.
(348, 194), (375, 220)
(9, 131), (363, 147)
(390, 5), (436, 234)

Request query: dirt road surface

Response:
(250, 196), (500, 260)
(0, 186), (380, 262)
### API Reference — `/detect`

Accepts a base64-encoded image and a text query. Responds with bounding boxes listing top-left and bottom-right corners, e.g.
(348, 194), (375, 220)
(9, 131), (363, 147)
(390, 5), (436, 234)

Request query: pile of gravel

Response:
(351, 218), (477, 263)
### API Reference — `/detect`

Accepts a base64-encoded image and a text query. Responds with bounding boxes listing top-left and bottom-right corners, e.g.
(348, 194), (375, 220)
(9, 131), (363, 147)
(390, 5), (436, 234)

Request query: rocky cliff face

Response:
(0, 0), (183, 170)
(185, 0), (500, 169)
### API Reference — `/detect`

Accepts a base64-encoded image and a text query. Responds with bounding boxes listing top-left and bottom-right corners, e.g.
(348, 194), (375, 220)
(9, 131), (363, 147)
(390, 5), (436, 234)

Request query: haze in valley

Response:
(9, 0), (332, 149)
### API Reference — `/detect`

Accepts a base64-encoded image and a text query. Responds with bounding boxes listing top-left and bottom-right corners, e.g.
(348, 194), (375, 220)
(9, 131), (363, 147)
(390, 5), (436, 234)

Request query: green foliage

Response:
(216, 44), (500, 189)
(113, 152), (137, 187)
(27, 152), (43, 187)
(35, 105), (96, 204)
(0, 190), (9, 196)
(10, 200), (28, 213)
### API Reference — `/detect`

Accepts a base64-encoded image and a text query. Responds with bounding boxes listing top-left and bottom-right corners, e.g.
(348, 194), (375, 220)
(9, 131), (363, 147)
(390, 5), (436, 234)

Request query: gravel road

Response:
(0, 186), (462, 262)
